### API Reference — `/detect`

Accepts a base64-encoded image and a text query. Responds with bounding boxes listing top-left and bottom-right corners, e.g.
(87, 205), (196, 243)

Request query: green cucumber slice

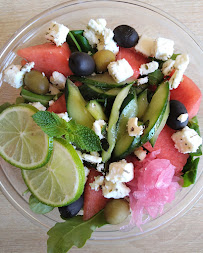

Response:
(102, 83), (133, 162)
(113, 88), (139, 160)
(71, 72), (135, 89)
(21, 88), (55, 107)
(141, 81), (170, 145)
(65, 79), (94, 128)
(137, 89), (149, 119)
(86, 100), (107, 121)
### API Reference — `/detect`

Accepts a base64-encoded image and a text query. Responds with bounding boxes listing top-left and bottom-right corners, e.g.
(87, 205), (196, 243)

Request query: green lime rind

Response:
(22, 139), (86, 207)
(0, 104), (53, 170)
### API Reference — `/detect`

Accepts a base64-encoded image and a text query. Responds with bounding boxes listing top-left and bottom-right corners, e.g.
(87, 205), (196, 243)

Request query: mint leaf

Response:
(29, 195), (54, 214)
(66, 120), (102, 152)
(32, 111), (101, 152)
(182, 156), (200, 187)
(0, 102), (12, 113)
(32, 111), (67, 137)
(47, 210), (107, 253)
(148, 69), (164, 86)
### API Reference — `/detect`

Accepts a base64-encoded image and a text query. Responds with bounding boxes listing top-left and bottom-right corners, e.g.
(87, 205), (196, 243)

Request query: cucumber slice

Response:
(137, 89), (149, 119)
(86, 100), (107, 121)
(149, 101), (169, 146)
(113, 89), (139, 160)
(102, 83), (133, 162)
(71, 72), (135, 89)
(79, 84), (121, 100)
(65, 79), (94, 128)
(21, 88), (55, 106)
(134, 83), (148, 95)
(141, 81), (170, 145)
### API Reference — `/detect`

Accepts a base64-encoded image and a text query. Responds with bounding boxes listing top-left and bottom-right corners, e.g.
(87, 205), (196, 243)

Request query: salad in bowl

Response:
(0, 2), (202, 253)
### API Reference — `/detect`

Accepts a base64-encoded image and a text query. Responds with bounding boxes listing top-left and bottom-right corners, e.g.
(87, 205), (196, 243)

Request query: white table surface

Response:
(0, 0), (202, 252)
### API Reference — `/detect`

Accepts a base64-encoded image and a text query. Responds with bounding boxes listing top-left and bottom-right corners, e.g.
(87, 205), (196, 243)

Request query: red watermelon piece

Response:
(17, 42), (73, 78)
(83, 169), (109, 220)
(116, 47), (148, 79)
(144, 125), (189, 174)
(170, 75), (202, 119)
(47, 94), (66, 113)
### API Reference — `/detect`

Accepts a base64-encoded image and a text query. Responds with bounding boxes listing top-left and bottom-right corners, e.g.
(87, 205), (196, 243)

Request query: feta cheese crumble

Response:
(153, 37), (174, 61)
(128, 117), (144, 137)
(90, 176), (104, 191)
(48, 100), (55, 106)
(107, 59), (134, 83)
(139, 61), (159, 76)
(49, 84), (60, 95)
(134, 147), (147, 161)
(45, 21), (69, 47)
(50, 71), (66, 90)
(4, 62), (35, 89)
(106, 159), (134, 183)
(137, 76), (148, 85)
(82, 153), (102, 164)
(171, 126), (202, 154)
(96, 163), (105, 173)
(92, 119), (106, 139)
(57, 112), (71, 122)
(29, 102), (46, 111)
(102, 180), (131, 199)
(177, 113), (188, 123)
(135, 35), (155, 57)
(162, 59), (175, 76)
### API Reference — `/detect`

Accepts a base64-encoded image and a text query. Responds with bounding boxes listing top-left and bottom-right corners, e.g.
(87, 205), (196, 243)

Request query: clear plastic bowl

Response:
(0, 0), (202, 242)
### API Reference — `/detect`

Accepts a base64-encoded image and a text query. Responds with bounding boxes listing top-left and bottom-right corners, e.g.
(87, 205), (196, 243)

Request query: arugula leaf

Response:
(29, 195), (54, 214)
(182, 156), (200, 187)
(148, 69), (164, 86)
(0, 102), (12, 113)
(47, 210), (107, 253)
(32, 111), (102, 152)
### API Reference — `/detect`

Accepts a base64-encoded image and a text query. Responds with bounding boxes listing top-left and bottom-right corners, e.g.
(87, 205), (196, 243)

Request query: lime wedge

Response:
(22, 139), (85, 207)
(0, 104), (53, 170)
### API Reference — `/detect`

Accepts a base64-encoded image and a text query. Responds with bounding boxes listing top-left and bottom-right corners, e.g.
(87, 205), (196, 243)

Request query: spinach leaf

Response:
(47, 210), (107, 253)
(29, 195), (54, 214)
(182, 156), (200, 187)
(148, 69), (164, 86)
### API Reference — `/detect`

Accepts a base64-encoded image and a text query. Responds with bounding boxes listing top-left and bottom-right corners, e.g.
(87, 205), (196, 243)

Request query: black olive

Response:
(58, 194), (84, 219)
(167, 100), (189, 130)
(69, 52), (95, 76)
(113, 25), (139, 48)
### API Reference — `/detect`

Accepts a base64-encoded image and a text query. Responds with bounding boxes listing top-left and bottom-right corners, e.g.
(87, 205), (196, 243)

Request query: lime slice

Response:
(22, 139), (85, 207)
(0, 104), (53, 170)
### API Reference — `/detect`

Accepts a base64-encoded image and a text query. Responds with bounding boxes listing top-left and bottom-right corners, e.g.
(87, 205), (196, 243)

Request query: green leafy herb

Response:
(171, 53), (180, 60)
(29, 195), (54, 214)
(148, 69), (164, 86)
(188, 116), (202, 157)
(68, 31), (82, 52)
(0, 102), (12, 113)
(32, 111), (102, 152)
(47, 210), (107, 253)
(182, 156), (200, 187)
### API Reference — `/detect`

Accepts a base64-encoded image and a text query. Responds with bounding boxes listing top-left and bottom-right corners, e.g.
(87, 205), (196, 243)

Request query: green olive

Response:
(104, 199), (130, 225)
(24, 70), (49, 95)
(93, 50), (116, 73)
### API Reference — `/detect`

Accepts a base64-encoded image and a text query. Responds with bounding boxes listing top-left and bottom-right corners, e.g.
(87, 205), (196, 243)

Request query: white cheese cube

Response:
(139, 61), (159, 76)
(50, 71), (66, 90)
(174, 54), (189, 72)
(137, 76), (148, 85)
(96, 163), (105, 173)
(169, 69), (183, 90)
(4, 65), (25, 89)
(153, 37), (174, 61)
(21, 62), (35, 73)
(134, 147), (147, 161)
(49, 84), (60, 95)
(171, 126), (202, 154)
(162, 59), (175, 76)
(97, 39), (119, 54)
(84, 166), (90, 183)
(135, 35), (155, 57)
(45, 21), (69, 47)
(83, 29), (99, 47)
(29, 102), (46, 111)
(106, 159), (134, 183)
(177, 113), (188, 123)
(92, 119), (106, 139)
(89, 176), (104, 191)
(128, 117), (144, 137)
(82, 153), (102, 164)
(108, 59), (134, 83)
(102, 180), (131, 199)
(57, 112), (71, 122)
(87, 18), (106, 34)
